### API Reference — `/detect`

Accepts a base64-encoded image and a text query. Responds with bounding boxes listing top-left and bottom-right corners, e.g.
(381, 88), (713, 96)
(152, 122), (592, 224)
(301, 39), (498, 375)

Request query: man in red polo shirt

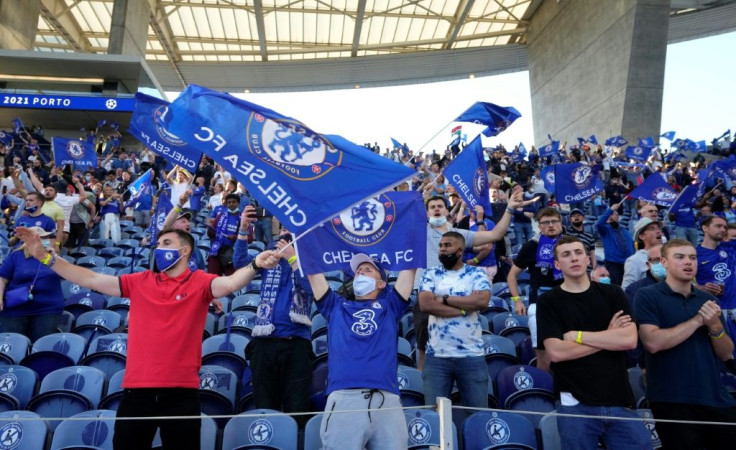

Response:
(16, 226), (279, 450)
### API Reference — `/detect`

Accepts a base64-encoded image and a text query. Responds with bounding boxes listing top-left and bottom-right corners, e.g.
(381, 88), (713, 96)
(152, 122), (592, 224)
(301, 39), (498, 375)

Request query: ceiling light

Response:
(0, 74), (105, 84)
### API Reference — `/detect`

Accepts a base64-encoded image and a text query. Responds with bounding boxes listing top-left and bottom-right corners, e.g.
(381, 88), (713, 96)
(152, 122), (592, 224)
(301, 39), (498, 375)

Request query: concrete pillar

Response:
(527, 0), (670, 145)
(108, 0), (150, 57)
(0, 0), (41, 50)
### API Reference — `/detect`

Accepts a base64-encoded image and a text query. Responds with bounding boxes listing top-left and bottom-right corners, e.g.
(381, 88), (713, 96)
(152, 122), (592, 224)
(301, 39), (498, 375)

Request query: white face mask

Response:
(352, 275), (377, 297)
(428, 216), (447, 227)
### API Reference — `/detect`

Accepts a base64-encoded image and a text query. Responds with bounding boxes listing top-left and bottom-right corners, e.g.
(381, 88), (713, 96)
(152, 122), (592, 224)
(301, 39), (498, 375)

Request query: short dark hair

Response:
(224, 193), (240, 204)
(26, 192), (45, 204)
(425, 195), (449, 210)
(441, 231), (465, 247)
(700, 214), (726, 229)
(537, 207), (561, 221)
(553, 235), (584, 260)
(158, 228), (195, 250)
(661, 238), (694, 259)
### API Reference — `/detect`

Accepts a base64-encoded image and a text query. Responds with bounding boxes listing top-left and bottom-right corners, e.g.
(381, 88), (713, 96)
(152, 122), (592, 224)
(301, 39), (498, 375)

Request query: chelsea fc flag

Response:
(295, 191), (427, 275)
(443, 136), (492, 214)
(164, 84), (416, 235)
(52, 137), (97, 169)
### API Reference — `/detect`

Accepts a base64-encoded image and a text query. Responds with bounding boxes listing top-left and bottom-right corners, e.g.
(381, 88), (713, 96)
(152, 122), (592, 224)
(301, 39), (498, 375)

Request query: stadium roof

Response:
(29, 0), (736, 92)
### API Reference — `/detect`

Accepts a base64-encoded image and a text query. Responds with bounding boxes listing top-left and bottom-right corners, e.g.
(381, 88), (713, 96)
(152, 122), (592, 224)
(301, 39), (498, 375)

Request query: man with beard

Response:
(564, 209), (596, 271)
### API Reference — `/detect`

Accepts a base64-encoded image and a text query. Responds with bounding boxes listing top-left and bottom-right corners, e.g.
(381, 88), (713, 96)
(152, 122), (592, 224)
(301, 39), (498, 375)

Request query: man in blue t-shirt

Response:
(206, 193), (240, 275)
(12, 192), (57, 246)
(306, 253), (416, 450)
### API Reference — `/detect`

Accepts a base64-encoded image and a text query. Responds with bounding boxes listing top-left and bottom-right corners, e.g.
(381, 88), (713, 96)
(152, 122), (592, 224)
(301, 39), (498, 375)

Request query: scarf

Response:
(252, 260), (312, 336)
(536, 234), (563, 280)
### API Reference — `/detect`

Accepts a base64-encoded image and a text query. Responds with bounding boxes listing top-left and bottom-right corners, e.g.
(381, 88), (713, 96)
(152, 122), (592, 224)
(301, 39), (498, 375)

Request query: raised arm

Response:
(307, 273), (329, 299)
(211, 250), (279, 298)
(473, 185), (523, 245)
(394, 268), (417, 300)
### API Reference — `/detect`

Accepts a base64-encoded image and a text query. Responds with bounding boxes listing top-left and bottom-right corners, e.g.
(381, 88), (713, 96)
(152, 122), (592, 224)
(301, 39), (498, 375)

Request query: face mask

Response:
(25, 205), (39, 214)
(650, 263), (667, 279)
(155, 247), (183, 272)
(438, 251), (461, 270)
(571, 220), (583, 227)
(597, 277), (611, 284)
(428, 216), (447, 227)
(85, 175), (91, 181)
(41, 239), (51, 248)
(352, 275), (377, 297)
(228, 208), (239, 214)
(610, 221), (620, 229)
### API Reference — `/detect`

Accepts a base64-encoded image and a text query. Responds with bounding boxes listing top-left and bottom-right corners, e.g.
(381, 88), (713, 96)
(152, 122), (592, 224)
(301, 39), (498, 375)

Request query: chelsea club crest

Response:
(331, 194), (396, 246)
(153, 105), (186, 146)
(572, 165), (594, 189)
(246, 114), (342, 180)
(473, 167), (487, 198)
(65, 141), (85, 160)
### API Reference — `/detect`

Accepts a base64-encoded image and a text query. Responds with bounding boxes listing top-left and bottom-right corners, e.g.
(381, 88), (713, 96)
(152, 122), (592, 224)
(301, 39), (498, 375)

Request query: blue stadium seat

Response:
(404, 408), (459, 449)
(311, 335), (328, 370)
(493, 312), (531, 347)
(151, 414), (218, 450)
(491, 282), (511, 298)
(397, 366), (424, 407)
(27, 366), (106, 430)
(80, 334), (128, 379)
(496, 365), (555, 427)
(98, 369), (124, 411)
(198, 365), (238, 428)
(203, 313), (217, 339)
(115, 265), (146, 276)
(304, 414), (323, 450)
(216, 311), (256, 338)
(463, 410), (537, 450)
(116, 239), (140, 252)
(201, 334), (250, 380)
(105, 297), (131, 323)
(67, 246), (97, 259)
(106, 256), (133, 269)
(636, 408), (663, 449)
(20, 333), (86, 380)
(76, 255), (106, 268)
(481, 335), (521, 381)
(628, 366), (648, 408)
(50, 409), (116, 450)
(0, 410), (48, 449)
(126, 246), (151, 262)
(73, 310), (121, 340)
(398, 336), (414, 367)
(97, 247), (124, 259)
(57, 311), (76, 333)
(64, 291), (107, 319)
(118, 220), (135, 229)
(0, 333), (31, 365)
(248, 241), (266, 252)
(311, 314), (327, 340)
(539, 413), (561, 450)
(210, 297), (231, 315)
(232, 293), (261, 312)
(309, 364), (328, 412)
(222, 409), (298, 450)
(60, 280), (91, 302)
(399, 312), (414, 339)
(88, 238), (114, 250)
(0, 366), (38, 411)
(90, 266), (118, 276)
(235, 366), (255, 413)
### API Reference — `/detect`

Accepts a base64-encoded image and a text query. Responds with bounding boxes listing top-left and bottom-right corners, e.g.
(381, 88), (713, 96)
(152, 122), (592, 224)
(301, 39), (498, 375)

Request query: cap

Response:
(176, 210), (193, 221)
(349, 253), (386, 280)
(633, 217), (662, 241)
(27, 226), (54, 238)
(570, 208), (585, 217)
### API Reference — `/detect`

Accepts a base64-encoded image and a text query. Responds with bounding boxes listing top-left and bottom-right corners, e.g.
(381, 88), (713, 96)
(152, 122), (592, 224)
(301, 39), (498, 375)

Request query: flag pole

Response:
(416, 120), (456, 154)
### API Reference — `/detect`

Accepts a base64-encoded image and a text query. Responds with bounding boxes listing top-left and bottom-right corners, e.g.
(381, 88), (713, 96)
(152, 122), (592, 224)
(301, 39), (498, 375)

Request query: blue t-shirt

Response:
(190, 186), (205, 211)
(463, 219), (497, 267)
(15, 214), (57, 234)
(696, 241), (736, 308)
(210, 210), (239, 251)
(0, 250), (63, 317)
(101, 198), (121, 216)
(673, 205), (697, 228)
(316, 287), (409, 395)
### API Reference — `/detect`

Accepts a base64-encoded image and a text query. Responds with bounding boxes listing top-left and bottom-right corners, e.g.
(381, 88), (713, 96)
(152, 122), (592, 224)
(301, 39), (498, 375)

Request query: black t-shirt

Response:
(513, 239), (563, 303)
(536, 282), (635, 407)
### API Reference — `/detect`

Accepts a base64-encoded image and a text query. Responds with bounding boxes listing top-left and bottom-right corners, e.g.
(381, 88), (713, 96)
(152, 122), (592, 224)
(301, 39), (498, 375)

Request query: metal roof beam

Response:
(147, 0), (187, 89)
(444, 0), (476, 50)
(252, 0), (269, 61)
(39, 0), (92, 52)
(351, 0), (368, 57)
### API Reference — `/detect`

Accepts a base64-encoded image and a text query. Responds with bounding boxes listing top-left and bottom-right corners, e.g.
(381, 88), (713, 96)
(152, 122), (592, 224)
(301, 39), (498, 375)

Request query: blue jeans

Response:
(514, 222), (533, 248)
(557, 403), (652, 450)
(422, 355), (488, 408)
(0, 313), (61, 343)
(254, 217), (273, 247)
(675, 226), (699, 248)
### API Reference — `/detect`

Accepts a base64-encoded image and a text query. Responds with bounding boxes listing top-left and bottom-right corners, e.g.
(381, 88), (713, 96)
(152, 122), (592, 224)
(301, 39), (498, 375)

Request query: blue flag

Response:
(673, 138), (688, 150)
(539, 140), (559, 157)
(638, 136), (655, 148)
(443, 137), (491, 214)
(666, 182), (701, 216)
(541, 166), (555, 192)
(12, 118), (24, 135)
(625, 145), (653, 161)
(605, 135), (628, 147)
(52, 137), (97, 169)
(588, 134), (598, 145)
(707, 155), (736, 189)
(553, 163), (603, 203)
(149, 190), (172, 244)
(0, 131), (11, 146)
(509, 142), (527, 163)
(163, 84), (416, 235)
(110, 121), (120, 131)
(627, 173), (678, 206)
(661, 131), (676, 141)
(97, 119), (107, 128)
(295, 191), (427, 275)
(454, 102), (521, 137)
(129, 93), (203, 173)
(693, 140), (707, 152)
(125, 169), (153, 209)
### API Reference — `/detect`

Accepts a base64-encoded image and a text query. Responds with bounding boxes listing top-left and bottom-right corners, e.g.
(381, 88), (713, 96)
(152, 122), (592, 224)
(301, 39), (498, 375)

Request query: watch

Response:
(442, 294), (449, 306)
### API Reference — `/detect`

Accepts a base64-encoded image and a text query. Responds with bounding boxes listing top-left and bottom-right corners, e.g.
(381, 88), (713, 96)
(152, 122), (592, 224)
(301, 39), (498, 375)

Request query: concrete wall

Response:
(108, 0), (150, 57)
(0, 0), (41, 50)
(527, 0), (669, 146)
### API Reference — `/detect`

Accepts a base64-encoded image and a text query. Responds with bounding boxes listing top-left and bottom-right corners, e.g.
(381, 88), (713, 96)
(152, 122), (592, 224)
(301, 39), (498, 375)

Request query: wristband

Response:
(506, 207), (514, 214)
(460, 309), (466, 317)
(575, 331), (583, 345)
(710, 329), (726, 340)
(287, 256), (297, 265)
(510, 296), (520, 302)
(472, 257), (480, 264)
(442, 294), (449, 306)
(173, 206), (182, 214)
(40, 253), (53, 266)
(237, 230), (249, 236)
(250, 259), (261, 271)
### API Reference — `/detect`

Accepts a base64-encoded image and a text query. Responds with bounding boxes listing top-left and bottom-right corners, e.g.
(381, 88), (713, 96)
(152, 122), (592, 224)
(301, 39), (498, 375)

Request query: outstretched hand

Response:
(14, 227), (48, 261)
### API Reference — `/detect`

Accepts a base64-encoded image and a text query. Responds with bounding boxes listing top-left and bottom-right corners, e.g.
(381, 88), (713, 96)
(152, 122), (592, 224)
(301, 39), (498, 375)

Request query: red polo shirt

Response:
(119, 269), (218, 388)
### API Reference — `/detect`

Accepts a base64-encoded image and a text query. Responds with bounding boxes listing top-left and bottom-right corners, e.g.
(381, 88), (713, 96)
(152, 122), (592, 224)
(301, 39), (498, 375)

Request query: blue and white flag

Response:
(553, 163), (603, 203)
(52, 137), (97, 169)
(509, 142), (527, 163)
(660, 131), (676, 141)
(605, 135), (628, 147)
(666, 182), (701, 216)
(443, 137), (491, 214)
(638, 136), (655, 148)
(707, 155), (736, 188)
(454, 102), (521, 137)
(627, 173), (678, 206)
(128, 93), (204, 174)
(109, 121), (120, 131)
(97, 119), (107, 128)
(163, 84), (416, 235)
(295, 191), (427, 275)
(0, 131), (11, 146)
(625, 145), (653, 161)
(588, 134), (598, 145)
(541, 166), (555, 192)
(125, 169), (153, 209)
(673, 138), (688, 150)
(149, 190), (172, 244)
(539, 140), (560, 157)
(693, 140), (707, 152)
(390, 138), (409, 154)
(12, 118), (24, 135)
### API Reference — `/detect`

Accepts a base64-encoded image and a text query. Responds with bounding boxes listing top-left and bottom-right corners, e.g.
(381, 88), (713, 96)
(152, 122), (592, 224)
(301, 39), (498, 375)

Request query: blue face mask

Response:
(352, 275), (377, 297)
(25, 205), (39, 214)
(155, 247), (183, 272)
(597, 277), (611, 284)
(41, 239), (51, 248)
(650, 262), (667, 279)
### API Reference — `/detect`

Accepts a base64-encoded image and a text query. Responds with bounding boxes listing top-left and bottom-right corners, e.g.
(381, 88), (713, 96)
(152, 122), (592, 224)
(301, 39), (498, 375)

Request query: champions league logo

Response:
(652, 187), (677, 202)
(473, 167), (487, 198)
(247, 115), (341, 180)
(486, 417), (510, 445)
(572, 166), (594, 189)
(248, 419), (274, 445)
(331, 194), (396, 247)
(408, 418), (432, 445)
(712, 262), (732, 282)
(0, 374), (17, 394)
(513, 368), (533, 390)
(0, 422), (22, 450)
(153, 105), (186, 146)
(65, 141), (85, 160)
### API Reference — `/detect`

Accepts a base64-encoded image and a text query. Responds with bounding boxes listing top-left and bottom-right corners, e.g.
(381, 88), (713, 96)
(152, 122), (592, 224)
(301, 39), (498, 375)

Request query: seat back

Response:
(199, 365), (238, 408)
(404, 408), (458, 449)
(216, 311), (256, 337)
(636, 409), (663, 449)
(222, 409), (298, 450)
(74, 310), (121, 335)
(492, 312), (529, 334)
(462, 411), (537, 450)
(99, 369), (125, 411)
(232, 293), (261, 312)
(50, 409), (116, 449)
(539, 413), (561, 450)
(0, 410), (48, 449)
(496, 365), (554, 407)
(0, 366), (38, 409)
(151, 414), (217, 450)
(0, 333), (31, 365)
(304, 414), (323, 450)
(201, 334), (249, 379)
(21, 333), (87, 379)
(37, 366), (106, 408)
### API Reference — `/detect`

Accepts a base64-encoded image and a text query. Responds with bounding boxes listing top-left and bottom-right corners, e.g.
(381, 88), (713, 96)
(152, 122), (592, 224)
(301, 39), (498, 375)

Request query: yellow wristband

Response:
(472, 257), (479, 264)
(287, 256), (297, 265)
(575, 330), (583, 345)
(40, 254), (52, 265)
(710, 329), (726, 340)
(510, 296), (520, 302)
(460, 309), (466, 316)
(174, 206), (182, 213)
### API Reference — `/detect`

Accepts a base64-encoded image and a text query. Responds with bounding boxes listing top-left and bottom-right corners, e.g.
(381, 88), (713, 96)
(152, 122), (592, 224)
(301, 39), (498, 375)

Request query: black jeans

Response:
(246, 337), (313, 428)
(66, 222), (90, 249)
(650, 401), (736, 450)
(606, 261), (625, 286)
(113, 388), (200, 450)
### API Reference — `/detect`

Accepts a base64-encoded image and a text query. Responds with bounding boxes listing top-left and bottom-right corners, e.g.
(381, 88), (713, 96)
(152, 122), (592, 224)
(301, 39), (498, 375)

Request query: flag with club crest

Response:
(552, 163), (603, 203)
(539, 140), (560, 158)
(625, 145), (653, 161)
(605, 135), (628, 147)
(627, 173), (678, 206)
(52, 137), (98, 169)
(454, 102), (521, 137)
(443, 136), (492, 215)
